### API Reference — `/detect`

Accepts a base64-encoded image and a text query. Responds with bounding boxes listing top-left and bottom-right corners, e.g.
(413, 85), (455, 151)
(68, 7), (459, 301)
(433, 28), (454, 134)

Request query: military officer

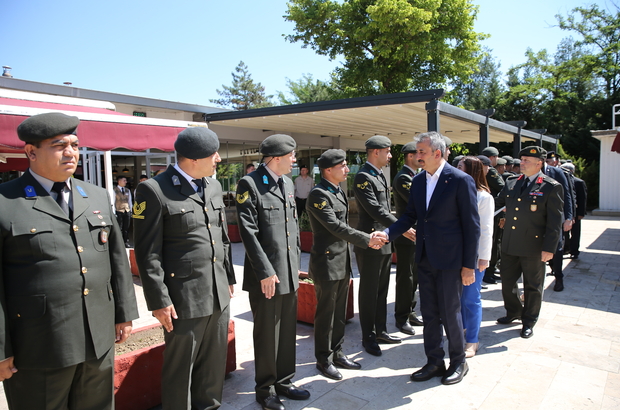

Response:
(306, 149), (384, 381)
(481, 146), (505, 285)
(495, 146), (564, 339)
(236, 134), (310, 410)
(353, 135), (412, 357)
(133, 127), (235, 410)
(0, 112), (138, 410)
(392, 142), (423, 336)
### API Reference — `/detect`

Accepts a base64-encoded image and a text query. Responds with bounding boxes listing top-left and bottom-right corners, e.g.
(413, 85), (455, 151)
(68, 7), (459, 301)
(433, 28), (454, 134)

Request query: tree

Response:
(277, 74), (337, 105)
(284, 0), (487, 97)
(447, 48), (504, 110)
(210, 61), (273, 110)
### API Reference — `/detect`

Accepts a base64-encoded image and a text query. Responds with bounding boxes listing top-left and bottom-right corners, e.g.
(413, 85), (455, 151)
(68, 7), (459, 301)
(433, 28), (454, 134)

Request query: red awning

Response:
(0, 97), (191, 152)
(612, 131), (620, 154)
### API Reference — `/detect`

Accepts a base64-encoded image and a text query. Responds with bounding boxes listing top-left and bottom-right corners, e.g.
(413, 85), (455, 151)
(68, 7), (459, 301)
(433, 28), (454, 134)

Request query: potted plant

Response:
(296, 272), (354, 324)
(227, 217), (242, 243)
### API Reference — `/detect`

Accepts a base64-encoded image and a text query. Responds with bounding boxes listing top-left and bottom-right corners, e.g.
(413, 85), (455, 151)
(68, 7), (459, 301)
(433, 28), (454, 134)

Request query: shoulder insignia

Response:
(76, 185), (88, 197)
(132, 201), (146, 219)
(24, 185), (36, 197)
(236, 191), (249, 204)
(172, 175), (181, 186)
(314, 201), (327, 210)
(356, 181), (370, 190)
(402, 182), (411, 190)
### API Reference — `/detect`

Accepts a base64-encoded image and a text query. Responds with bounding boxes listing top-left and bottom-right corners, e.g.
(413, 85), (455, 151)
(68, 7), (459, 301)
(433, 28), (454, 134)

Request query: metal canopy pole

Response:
(426, 100), (440, 132)
(475, 109), (495, 152)
(505, 121), (527, 158)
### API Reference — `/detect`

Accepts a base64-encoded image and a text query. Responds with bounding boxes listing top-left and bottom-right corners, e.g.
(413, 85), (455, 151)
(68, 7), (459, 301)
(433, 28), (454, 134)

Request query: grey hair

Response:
(414, 131), (446, 154)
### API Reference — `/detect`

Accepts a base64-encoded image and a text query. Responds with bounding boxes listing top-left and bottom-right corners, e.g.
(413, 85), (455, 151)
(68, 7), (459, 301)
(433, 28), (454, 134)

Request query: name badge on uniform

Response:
(100, 228), (108, 243)
(25, 185), (36, 197)
(530, 204), (538, 212)
(77, 185), (88, 197)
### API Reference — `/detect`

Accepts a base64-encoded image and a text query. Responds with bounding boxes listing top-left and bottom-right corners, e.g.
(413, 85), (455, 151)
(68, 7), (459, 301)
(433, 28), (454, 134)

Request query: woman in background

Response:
(457, 156), (494, 358)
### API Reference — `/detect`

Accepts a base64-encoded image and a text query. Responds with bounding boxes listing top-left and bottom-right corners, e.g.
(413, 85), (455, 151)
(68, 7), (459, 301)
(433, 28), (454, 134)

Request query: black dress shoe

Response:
(570, 254), (579, 260)
(256, 394), (285, 410)
(274, 384), (310, 400)
(441, 362), (469, 385)
(316, 362), (342, 380)
(497, 316), (521, 325)
(396, 321), (416, 335)
(409, 314), (424, 327)
(334, 356), (361, 370)
(362, 339), (382, 356)
(553, 278), (564, 292)
(492, 273), (501, 281)
(376, 331), (402, 344)
(520, 326), (534, 338)
(482, 275), (497, 284)
(410, 363), (447, 382)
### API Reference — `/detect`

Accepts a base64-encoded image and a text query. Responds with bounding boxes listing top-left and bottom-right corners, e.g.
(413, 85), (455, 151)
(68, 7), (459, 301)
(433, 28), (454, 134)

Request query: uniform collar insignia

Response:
(536, 176), (544, 184)
(172, 175), (181, 186)
(263, 175), (269, 185)
(25, 185), (36, 197)
(327, 186), (337, 194)
(76, 185), (88, 197)
(369, 168), (377, 176)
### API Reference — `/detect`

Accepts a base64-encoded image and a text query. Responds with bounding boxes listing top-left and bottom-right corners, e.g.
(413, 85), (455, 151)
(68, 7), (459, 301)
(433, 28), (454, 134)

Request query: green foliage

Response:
(278, 74), (338, 104)
(284, 0), (488, 96)
(210, 61), (274, 110)
(298, 210), (312, 232)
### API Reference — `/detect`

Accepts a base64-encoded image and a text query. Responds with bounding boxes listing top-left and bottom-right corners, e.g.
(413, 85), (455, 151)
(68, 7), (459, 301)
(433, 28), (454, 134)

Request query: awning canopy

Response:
(0, 97), (204, 152)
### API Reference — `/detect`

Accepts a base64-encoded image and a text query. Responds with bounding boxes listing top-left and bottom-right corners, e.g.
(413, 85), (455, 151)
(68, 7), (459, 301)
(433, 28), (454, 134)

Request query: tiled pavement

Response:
(2, 216), (619, 409)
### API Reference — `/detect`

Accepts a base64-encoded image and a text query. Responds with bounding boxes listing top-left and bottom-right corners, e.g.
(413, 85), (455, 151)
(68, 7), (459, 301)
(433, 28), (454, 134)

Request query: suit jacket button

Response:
(515, 207), (519, 211)
(181, 209), (185, 212)
(81, 267), (88, 273)
(101, 221), (107, 226)
(287, 232), (290, 236)
(204, 207), (208, 212)
(17, 314), (20, 318)
(511, 226), (516, 229)
(208, 224), (211, 228)
(73, 225), (79, 232)
(77, 246), (84, 253)
(212, 240), (216, 245)
(30, 228), (36, 233)
(517, 198), (522, 202)
(83, 289), (89, 296)
(514, 217), (517, 220)
(286, 218), (289, 222)
(213, 257), (217, 262)
(326, 251), (330, 254)
(171, 273), (175, 277)
(288, 246), (291, 250)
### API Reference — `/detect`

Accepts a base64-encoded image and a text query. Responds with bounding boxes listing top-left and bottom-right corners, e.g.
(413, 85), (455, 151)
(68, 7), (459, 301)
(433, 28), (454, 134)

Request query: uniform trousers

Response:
(248, 291), (297, 399)
(417, 254), (465, 366)
(313, 278), (349, 365)
(461, 268), (484, 343)
(115, 210), (131, 244)
(569, 218), (582, 256)
(550, 236), (565, 279)
(485, 218), (502, 277)
(162, 305), (230, 410)
(500, 252), (545, 327)
(4, 346), (113, 410)
(394, 242), (418, 326)
(355, 250), (391, 340)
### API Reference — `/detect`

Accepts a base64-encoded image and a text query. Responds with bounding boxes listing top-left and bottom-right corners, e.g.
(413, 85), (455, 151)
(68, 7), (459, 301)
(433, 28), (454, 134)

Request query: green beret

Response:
(481, 146), (499, 157)
(496, 158), (507, 165)
(519, 145), (547, 160)
(260, 134), (296, 157)
(17, 112), (80, 143)
(174, 127), (220, 159)
(401, 142), (417, 154)
(513, 159), (521, 165)
(502, 155), (514, 165)
(443, 135), (453, 146)
(477, 155), (491, 166)
(365, 135), (391, 149)
(546, 150), (556, 159)
(317, 149), (346, 169)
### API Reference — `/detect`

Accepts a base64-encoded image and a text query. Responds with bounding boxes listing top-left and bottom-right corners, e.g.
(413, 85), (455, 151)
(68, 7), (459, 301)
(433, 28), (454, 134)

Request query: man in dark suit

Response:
(0, 112), (139, 409)
(544, 151), (574, 292)
(392, 142), (423, 336)
(561, 163), (587, 258)
(495, 146), (564, 338)
(383, 131), (480, 385)
(306, 149), (384, 381)
(353, 136), (412, 357)
(236, 134), (310, 410)
(133, 127), (235, 410)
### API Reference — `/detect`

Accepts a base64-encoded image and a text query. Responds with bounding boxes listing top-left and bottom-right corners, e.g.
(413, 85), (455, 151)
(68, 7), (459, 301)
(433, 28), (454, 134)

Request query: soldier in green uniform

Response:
(236, 134), (310, 410)
(306, 149), (385, 381)
(133, 127), (235, 410)
(353, 136), (414, 357)
(392, 142), (423, 336)
(495, 146), (564, 339)
(481, 146), (505, 285)
(0, 112), (139, 410)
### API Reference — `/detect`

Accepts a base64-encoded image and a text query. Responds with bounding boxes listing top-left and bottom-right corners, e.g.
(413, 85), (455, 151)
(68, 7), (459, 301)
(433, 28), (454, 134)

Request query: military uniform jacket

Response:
(496, 173), (564, 257)
(0, 171), (138, 369)
(306, 178), (369, 282)
(236, 165), (300, 295)
(353, 163), (397, 255)
(392, 166), (416, 246)
(486, 166), (505, 197)
(133, 166), (234, 319)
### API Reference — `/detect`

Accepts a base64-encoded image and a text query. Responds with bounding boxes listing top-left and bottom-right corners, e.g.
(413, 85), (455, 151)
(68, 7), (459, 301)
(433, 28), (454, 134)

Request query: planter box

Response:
(300, 231), (313, 253)
(297, 277), (354, 325)
(129, 249), (139, 276)
(227, 224), (242, 243)
(392, 252), (397, 264)
(114, 320), (236, 410)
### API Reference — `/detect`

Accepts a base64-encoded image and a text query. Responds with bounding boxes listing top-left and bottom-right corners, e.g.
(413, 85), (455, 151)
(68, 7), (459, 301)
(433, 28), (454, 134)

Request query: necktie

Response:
(121, 187), (125, 195)
(192, 179), (204, 198)
(52, 182), (70, 217)
(277, 178), (285, 197)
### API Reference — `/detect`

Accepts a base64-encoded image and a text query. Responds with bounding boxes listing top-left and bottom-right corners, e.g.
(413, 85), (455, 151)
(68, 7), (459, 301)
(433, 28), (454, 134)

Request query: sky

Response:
(1, 0), (614, 108)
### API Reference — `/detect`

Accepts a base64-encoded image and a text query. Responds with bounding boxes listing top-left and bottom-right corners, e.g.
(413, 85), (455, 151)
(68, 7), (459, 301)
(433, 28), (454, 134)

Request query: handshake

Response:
(368, 229), (416, 250)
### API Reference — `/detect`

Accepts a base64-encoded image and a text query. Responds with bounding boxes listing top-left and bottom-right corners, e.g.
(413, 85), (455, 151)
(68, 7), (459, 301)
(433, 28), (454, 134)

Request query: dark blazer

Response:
(544, 165), (572, 221)
(0, 171), (138, 369)
(236, 165), (300, 295)
(574, 177), (587, 218)
(133, 165), (234, 319)
(306, 178), (369, 282)
(496, 173), (564, 256)
(352, 162), (397, 256)
(387, 162), (480, 270)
